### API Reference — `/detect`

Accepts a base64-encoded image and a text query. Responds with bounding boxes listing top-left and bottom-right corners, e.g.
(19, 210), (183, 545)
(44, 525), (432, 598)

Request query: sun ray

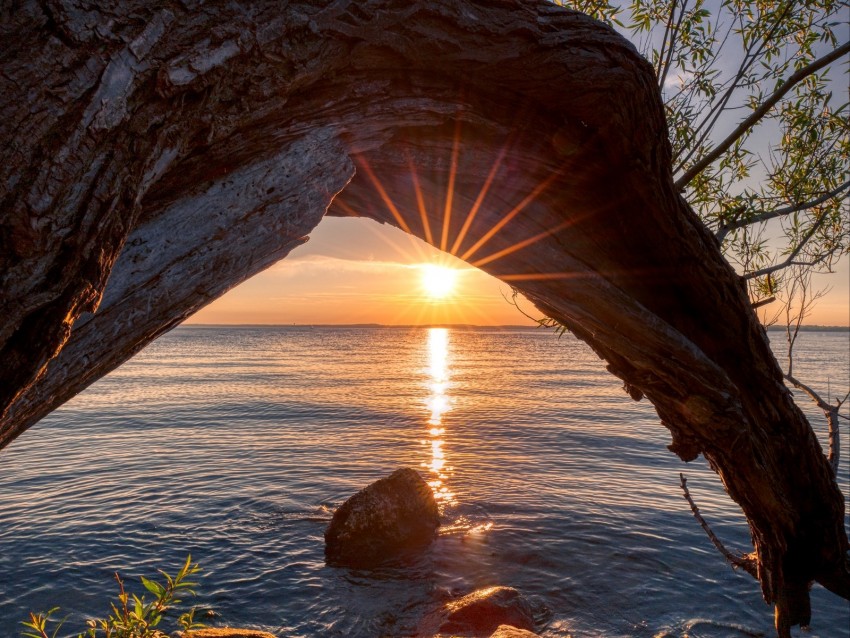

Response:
(441, 117), (463, 252)
(470, 219), (572, 268)
(330, 197), (360, 217)
(354, 155), (412, 235)
(407, 154), (434, 246)
(358, 214), (432, 264)
(450, 141), (510, 257)
(499, 265), (669, 283)
(453, 291), (506, 325)
(330, 196), (431, 265)
(460, 167), (564, 263)
(499, 272), (585, 282)
(448, 100), (535, 257)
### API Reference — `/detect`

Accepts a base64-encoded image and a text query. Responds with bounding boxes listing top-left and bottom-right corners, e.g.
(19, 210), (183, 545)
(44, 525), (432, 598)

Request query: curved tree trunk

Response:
(0, 1), (846, 634)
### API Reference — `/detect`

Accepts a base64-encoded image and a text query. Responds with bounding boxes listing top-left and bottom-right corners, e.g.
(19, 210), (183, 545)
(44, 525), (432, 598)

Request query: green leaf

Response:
(141, 576), (166, 598)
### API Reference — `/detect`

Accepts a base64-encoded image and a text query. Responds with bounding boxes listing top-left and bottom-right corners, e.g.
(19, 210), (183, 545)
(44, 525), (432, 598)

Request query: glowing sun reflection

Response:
(422, 327), (456, 506)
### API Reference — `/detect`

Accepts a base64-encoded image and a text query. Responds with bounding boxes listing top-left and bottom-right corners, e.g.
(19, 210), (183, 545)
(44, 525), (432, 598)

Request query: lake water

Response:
(0, 326), (847, 637)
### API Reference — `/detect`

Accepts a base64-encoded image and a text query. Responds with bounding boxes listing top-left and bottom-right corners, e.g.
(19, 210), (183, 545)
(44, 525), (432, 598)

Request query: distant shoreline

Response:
(180, 323), (542, 330)
(764, 325), (850, 332)
(179, 323), (850, 331)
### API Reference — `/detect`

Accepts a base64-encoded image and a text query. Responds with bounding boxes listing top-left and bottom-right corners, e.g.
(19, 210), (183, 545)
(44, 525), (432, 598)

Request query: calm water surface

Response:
(0, 326), (847, 637)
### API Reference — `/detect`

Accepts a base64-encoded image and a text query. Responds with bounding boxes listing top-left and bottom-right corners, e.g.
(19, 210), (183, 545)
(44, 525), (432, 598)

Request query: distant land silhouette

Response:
(765, 325), (849, 332)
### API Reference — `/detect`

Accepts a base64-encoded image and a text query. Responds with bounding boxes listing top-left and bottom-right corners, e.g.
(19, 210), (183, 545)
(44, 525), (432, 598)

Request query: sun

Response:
(420, 264), (458, 299)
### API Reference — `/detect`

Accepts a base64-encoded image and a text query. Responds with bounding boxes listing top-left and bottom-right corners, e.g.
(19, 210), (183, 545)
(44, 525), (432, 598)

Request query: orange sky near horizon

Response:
(186, 216), (849, 327)
(187, 217), (539, 327)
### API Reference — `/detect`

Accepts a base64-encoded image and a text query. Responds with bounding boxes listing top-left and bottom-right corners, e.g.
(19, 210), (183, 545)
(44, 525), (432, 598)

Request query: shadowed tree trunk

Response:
(0, 1), (846, 634)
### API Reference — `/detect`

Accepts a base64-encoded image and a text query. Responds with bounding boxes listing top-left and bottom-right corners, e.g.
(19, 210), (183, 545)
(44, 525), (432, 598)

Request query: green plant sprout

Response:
(21, 556), (207, 638)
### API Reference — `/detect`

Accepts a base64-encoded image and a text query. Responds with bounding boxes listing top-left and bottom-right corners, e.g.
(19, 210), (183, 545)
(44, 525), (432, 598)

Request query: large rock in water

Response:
(324, 468), (440, 567)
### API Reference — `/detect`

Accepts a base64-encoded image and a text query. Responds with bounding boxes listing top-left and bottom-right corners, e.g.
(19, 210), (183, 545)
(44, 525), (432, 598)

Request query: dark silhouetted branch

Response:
(785, 374), (845, 476)
(715, 181), (850, 244)
(679, 473), (759, 578)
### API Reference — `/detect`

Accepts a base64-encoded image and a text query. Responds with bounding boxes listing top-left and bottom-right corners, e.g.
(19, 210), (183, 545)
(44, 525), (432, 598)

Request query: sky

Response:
(186, 2), (850, 329)
(186, 215), (849, 327)
(186, 216), (540, 326)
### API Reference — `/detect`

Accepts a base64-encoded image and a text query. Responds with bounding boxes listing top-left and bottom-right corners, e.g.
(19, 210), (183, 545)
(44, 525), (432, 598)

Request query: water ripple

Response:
(0, 327), (847, 637)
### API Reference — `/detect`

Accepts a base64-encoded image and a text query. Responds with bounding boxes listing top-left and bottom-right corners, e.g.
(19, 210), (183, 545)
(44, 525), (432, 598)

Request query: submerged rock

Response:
(437, 586), (536, 636)
(178, 629), (277, 638)
(324, 467), (440, 567)
(489, 624), (542, 637)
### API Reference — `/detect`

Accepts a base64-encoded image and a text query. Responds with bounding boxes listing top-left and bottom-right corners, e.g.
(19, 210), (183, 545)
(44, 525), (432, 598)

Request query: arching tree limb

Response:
(1, 2), (848, 635)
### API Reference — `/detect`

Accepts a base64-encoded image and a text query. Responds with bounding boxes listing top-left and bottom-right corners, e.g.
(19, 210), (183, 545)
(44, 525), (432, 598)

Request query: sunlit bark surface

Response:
(0, 1), (846, 634)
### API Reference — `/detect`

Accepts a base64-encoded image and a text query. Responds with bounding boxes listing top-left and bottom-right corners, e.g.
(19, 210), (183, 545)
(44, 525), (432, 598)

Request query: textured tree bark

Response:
(0, 0), (847, 634)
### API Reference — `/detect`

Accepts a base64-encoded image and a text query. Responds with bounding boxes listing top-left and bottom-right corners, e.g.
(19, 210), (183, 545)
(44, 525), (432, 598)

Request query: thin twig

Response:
(780, 269), (842, 475)
(655, 0), (678, 82)
(680, 473), (759, 578)
(742, 210), (836, 280)
(659, 0), (688, 91)
(501, 287), (569, 335)
(746, 255), (834, 281)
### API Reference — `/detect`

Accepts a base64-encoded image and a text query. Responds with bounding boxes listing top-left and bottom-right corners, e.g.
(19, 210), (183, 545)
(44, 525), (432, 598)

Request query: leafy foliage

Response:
(22, 556), (206, 638)
(21, 608), (66, 638)
(555, 0), (849, 312)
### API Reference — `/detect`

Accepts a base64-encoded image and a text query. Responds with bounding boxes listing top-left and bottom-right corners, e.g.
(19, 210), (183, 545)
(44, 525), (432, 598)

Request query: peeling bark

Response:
(1, 1), (847, 634)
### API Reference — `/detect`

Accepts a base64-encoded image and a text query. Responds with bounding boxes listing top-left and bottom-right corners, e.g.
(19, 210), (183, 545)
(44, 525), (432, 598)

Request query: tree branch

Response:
(780, 269), (842, 475)
(744, 255), (834, 281)
(676, 40), (850, 189)
(679, 473), (759, 578)
(751, 295), (776, 309)
(674, 1), (796, 172)
(655, 0), (677, 81)
(785, 374), (845, 476)
(715, 180), (850, 243)
(658, 0), (688, 91)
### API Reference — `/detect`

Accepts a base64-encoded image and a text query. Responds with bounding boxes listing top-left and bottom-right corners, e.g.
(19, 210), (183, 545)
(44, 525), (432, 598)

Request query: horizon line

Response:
(180, 322), (539, 329)
(178, 322), (850, 330)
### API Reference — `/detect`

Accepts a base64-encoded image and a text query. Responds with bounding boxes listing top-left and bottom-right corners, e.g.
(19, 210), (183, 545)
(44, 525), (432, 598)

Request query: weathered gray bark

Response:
(0, 1), (847, 634)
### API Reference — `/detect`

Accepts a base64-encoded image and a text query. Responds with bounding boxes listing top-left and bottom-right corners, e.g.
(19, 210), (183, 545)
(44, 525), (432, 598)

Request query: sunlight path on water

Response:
(423, 327), (456, 507)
